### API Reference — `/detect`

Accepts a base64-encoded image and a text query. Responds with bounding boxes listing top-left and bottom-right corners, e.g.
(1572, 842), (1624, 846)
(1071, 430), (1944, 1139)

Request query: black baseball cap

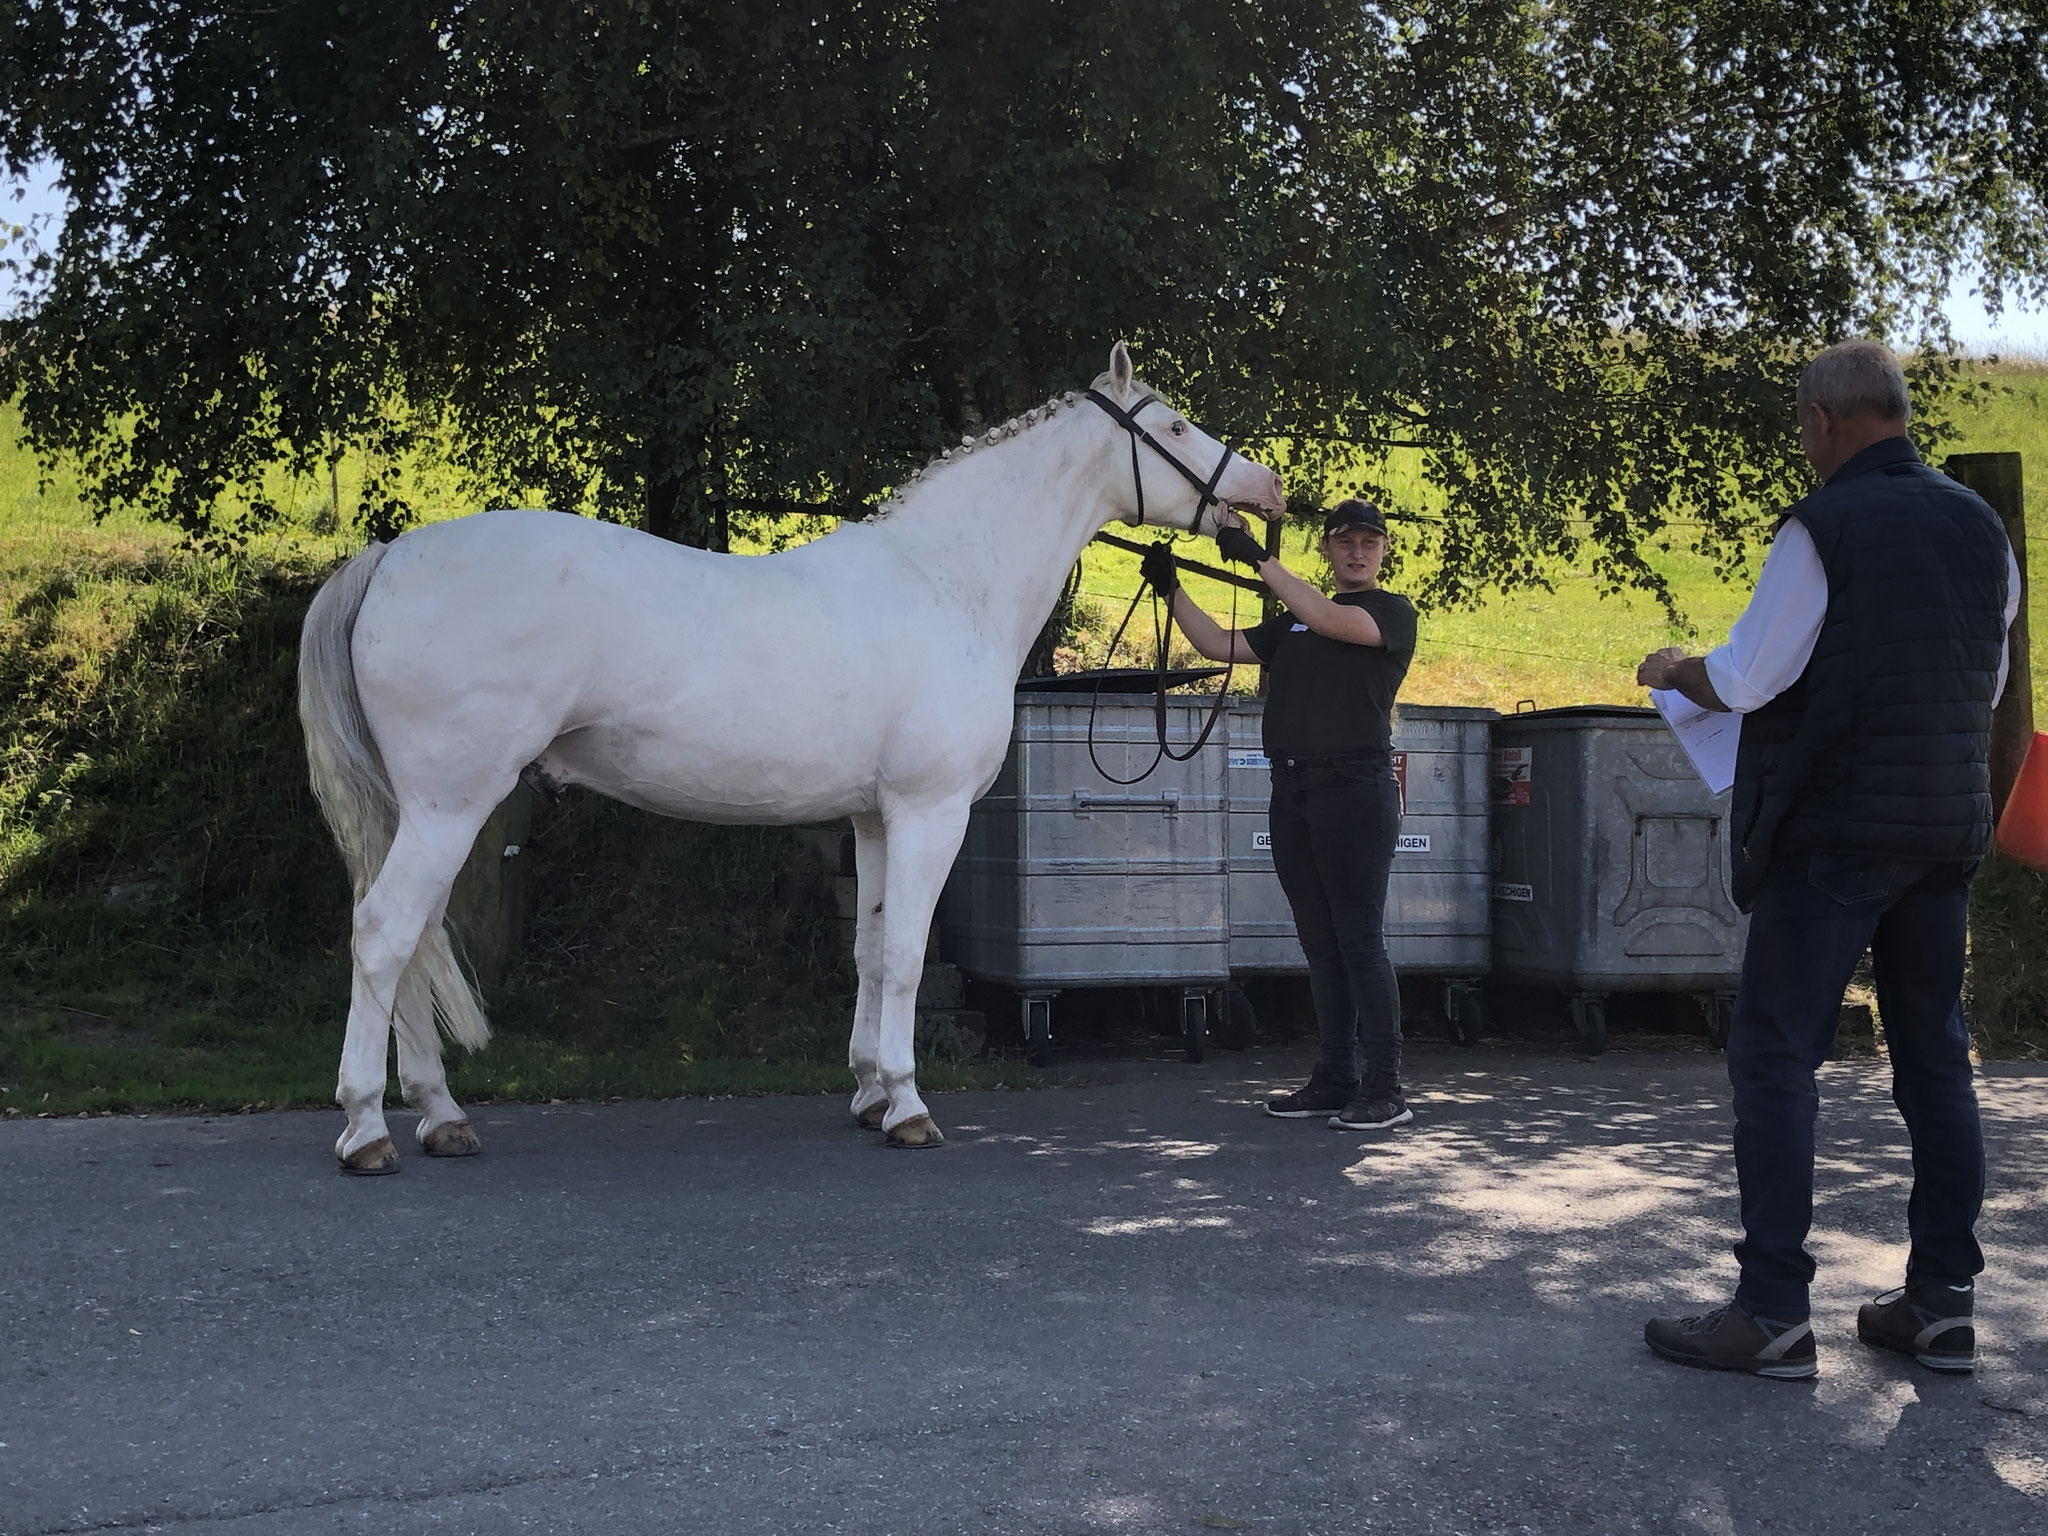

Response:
(1321, 499), (1389, 537)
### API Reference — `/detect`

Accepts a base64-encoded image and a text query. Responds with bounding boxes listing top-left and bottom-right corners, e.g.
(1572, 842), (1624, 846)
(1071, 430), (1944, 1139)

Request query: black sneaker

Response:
(1858, 1284), (1976, 1373)
(1643, 1302), (1817, 1381)
(1264, 1072), (1356, 1118)
(1329, 1096), (1413, 1130)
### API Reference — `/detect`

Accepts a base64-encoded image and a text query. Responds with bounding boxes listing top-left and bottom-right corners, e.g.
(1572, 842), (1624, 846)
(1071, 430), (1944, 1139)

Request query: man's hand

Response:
(1638, 647), (1733, 712)
(1637, 647), (1688, 689)
(1138, 542), (1180, 596)
(1215, 522), (1267, 568)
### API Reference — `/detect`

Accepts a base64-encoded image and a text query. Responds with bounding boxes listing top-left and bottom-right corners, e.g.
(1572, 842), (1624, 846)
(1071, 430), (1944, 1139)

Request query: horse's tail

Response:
(298, 543), (492, 1053)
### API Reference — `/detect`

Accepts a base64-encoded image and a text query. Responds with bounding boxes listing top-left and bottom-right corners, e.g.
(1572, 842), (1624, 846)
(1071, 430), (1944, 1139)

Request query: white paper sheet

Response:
(1651, 688), (1740, 795)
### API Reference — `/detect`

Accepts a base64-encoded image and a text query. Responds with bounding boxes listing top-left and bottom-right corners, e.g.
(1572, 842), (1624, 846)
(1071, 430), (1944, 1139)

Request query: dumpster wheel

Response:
(1569, 994), (1608, 1056)
(1180, 987), (1209, 1063)
(1209, 986), (1257, 1051)
(1705, 992), (1735, 1052)
(1022, 992), (1055, 1068)
(1444, 980), (1485, 1047)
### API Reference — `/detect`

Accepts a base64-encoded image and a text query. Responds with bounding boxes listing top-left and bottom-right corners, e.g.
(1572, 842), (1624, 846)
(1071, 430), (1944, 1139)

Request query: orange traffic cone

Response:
(1995, 731), (2048, 871)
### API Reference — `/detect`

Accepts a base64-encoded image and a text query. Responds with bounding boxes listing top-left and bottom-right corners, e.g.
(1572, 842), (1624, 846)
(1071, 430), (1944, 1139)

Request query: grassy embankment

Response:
(4, 362), (2046, 1116)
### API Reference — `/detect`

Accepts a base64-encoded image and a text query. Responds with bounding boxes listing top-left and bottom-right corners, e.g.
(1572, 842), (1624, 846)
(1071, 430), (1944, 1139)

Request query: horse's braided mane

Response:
(873, 382), (1114, 518)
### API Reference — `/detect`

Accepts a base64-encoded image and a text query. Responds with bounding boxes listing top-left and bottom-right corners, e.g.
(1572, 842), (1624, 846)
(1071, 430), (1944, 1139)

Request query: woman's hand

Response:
(1138, 542), (1180, 596)
(1214, 519), (1267, 567)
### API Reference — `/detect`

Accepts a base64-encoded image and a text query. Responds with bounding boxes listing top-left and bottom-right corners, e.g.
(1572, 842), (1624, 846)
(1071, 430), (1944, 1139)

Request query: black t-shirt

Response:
(1244, 589), (1418, 756)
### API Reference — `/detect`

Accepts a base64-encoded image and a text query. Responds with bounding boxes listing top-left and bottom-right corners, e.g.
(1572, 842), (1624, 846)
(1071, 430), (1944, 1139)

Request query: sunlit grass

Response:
(1063, 361), (2048, 715)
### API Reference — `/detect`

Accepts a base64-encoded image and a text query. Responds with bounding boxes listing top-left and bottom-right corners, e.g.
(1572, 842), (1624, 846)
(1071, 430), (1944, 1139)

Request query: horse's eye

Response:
(1171, 421), (1187, 436)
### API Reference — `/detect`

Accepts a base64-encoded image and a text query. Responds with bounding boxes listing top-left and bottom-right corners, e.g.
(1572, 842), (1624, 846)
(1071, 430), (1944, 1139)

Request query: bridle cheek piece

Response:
(1086, 389), (1237, 532)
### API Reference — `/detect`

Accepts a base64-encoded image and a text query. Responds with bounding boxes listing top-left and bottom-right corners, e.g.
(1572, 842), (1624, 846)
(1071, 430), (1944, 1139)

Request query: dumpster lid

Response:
(1504, 704), (1659, 722)
(1392, 703), (1501, 721)
(1018, 667), (1228, 694)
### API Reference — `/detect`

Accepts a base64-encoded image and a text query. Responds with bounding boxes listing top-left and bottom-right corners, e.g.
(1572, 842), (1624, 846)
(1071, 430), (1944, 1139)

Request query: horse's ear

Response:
(1108, 341), (1133, 400)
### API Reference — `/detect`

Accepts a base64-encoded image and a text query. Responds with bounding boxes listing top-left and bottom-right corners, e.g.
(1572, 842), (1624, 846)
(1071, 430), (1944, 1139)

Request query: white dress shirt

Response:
(1702, 520), (2022, 714)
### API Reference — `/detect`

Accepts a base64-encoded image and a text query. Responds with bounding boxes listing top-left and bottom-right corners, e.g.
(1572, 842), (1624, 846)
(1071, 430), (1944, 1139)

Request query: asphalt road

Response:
(3, 1039), (2045, 1535)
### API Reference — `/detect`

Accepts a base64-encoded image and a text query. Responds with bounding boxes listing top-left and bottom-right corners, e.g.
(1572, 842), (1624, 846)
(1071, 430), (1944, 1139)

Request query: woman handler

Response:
(1139, 501), (1418, 1130)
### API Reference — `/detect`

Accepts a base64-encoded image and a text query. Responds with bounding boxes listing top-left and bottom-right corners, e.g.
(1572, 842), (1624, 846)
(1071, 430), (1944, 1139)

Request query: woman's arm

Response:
(1254, 561), (1384, 646)
(1166, 589), (1263, 664)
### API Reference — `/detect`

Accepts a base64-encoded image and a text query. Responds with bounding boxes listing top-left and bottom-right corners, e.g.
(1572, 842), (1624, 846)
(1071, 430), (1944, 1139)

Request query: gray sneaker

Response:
(1858, 1285), (1976, 1373)
(1329, 1096), (1412, 1130)
(1643, 1302), (1817, 1381)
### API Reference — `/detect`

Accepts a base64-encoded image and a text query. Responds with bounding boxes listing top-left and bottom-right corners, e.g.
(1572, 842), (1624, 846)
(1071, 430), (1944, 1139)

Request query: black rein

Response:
(1079, 388), (1245, 784)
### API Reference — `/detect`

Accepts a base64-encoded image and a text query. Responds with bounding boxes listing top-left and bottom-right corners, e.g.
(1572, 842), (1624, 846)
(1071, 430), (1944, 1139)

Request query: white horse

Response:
(297, 342), (1284, 1171)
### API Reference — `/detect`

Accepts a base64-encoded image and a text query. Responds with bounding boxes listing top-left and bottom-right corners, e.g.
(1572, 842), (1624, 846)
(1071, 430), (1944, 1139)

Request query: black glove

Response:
(1139, 541), (1180, 596)
(1214, 523), (1267, 568)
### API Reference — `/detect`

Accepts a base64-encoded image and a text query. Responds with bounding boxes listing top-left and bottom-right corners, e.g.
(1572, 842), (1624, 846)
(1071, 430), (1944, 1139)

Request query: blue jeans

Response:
(1267, 754), (1403, 1100)
(1728, 850), (1985, 1321)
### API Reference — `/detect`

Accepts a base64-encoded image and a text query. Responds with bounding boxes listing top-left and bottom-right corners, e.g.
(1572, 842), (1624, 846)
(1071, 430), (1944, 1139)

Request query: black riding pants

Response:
(1267, 751), (1404, 1100)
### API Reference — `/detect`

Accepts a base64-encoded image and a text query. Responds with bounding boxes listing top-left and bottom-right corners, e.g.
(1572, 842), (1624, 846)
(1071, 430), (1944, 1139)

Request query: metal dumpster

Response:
(1489, 705), (1748, 1052)
(939, 690), (1231, 1064)
(1224, 701), (1498, 1043)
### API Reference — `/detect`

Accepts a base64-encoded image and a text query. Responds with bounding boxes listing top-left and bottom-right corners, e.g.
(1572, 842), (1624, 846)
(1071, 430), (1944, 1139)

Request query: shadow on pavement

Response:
(0, 1042), (2043, 1534)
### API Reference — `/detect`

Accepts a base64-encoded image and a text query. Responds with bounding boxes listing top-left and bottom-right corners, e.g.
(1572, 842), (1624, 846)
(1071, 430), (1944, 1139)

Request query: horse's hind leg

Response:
(847, 812), (889, 1129)
(336, 813), (486, 1173)
(394, 963), (479, 1158)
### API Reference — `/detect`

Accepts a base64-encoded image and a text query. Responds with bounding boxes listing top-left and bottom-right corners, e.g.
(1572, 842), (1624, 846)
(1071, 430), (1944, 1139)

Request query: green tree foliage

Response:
(3, 2), (2045, 601)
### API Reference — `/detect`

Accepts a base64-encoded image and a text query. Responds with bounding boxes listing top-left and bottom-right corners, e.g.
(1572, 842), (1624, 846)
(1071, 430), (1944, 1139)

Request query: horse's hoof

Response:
(339, 1137), (400, 1176)
(884, 1115), (945, 1149)
(854, 1103), (887, 1131)
(421, 1120), (481, 1157)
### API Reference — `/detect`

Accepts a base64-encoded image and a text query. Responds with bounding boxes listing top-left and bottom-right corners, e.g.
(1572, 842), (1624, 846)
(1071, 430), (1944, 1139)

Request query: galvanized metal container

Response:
(1224, 700), (1497, 1039)
(1489, 705), (1748, 1049)
(939, 693), (1231, 1060)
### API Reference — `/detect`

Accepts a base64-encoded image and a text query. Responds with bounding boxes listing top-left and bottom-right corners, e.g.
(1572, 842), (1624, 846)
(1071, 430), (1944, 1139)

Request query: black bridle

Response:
(1081, 388), (1244, 783)
(1085, 389), (1238, 532)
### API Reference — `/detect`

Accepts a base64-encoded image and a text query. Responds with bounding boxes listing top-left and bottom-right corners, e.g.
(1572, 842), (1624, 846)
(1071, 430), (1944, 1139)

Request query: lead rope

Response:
(1085, 544), (1240, 786)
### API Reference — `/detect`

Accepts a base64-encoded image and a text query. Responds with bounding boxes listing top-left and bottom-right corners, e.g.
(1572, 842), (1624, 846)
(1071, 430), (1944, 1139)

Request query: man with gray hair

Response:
(1634, 338), (2019, 1380)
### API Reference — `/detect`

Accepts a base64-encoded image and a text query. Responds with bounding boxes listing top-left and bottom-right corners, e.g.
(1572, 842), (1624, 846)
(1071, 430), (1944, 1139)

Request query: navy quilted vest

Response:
(1730, 438), (2009, 910)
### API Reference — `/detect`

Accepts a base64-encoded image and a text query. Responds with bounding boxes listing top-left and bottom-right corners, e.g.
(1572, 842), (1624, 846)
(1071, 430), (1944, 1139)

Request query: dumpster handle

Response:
(1073, 788), (1181, 816)
(1634, 812), (1720, 834)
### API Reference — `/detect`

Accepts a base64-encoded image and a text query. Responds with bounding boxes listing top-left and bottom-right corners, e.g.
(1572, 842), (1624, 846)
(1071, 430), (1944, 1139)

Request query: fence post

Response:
(1944, 452), (2030, 820)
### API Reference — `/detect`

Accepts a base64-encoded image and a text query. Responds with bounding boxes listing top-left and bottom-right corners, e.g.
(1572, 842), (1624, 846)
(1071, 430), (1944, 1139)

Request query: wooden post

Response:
(1944, 452), (2030, 820)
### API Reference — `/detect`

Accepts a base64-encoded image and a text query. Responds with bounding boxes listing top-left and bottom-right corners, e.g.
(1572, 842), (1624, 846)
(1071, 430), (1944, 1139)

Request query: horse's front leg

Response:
(846, 812), (889, 1129)
(874, 796), (974, 1148)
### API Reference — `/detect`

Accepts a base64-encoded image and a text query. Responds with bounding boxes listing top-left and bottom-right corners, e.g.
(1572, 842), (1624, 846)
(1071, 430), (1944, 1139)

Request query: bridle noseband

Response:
(1086, 389), (1237, 531)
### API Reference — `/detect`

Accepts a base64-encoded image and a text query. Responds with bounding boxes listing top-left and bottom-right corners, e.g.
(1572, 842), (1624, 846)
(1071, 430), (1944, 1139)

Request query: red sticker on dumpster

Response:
(1491, 747), (1531, 806)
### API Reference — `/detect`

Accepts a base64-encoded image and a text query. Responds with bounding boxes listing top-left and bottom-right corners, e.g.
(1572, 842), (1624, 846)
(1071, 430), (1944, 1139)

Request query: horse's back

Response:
(350, 509), (1007, 820)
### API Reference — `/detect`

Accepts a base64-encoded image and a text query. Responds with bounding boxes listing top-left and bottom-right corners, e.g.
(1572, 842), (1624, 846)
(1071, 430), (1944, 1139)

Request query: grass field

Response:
(1073, 359), (2048, 717)
(3, 362), (2046, 1116)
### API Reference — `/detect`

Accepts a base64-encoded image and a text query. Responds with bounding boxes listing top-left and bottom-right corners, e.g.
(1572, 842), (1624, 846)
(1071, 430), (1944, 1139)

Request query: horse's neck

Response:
(871, 419), (1117, 669)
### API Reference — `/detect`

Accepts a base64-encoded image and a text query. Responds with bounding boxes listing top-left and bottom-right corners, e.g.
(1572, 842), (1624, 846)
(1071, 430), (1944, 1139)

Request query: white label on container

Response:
(1229, 750), (1270, 770)
(1396, 834), (1430, 853)
(1253, 831), (1272, 850)
(1493, 882), (1534, 902)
